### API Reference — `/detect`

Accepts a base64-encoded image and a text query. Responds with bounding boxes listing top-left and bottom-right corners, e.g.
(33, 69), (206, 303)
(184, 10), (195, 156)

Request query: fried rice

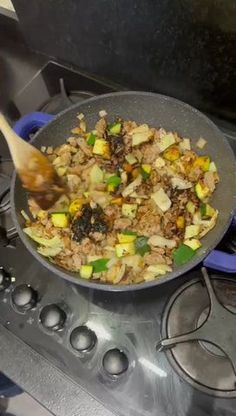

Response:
(22, 112), (219, 284)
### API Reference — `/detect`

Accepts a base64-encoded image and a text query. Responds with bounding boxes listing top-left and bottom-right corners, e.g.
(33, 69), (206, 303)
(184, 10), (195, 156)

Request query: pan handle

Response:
(13, 112), (54, 140)
(203, 215), (236, 273)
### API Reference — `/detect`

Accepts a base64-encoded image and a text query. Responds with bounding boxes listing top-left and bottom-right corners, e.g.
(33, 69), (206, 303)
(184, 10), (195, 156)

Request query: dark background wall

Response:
(12, 0), (236, 120)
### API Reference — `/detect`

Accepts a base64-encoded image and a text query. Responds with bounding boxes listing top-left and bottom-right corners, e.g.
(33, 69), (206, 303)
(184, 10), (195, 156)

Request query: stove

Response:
(0, 61), (236, 416)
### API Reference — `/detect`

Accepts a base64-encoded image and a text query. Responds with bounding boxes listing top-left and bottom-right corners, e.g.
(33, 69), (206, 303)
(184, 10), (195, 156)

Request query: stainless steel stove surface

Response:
(0, 61), (236, 416)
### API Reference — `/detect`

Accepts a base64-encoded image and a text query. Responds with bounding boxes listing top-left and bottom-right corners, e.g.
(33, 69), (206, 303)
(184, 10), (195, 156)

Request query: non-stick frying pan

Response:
(11, 92), (236, 291)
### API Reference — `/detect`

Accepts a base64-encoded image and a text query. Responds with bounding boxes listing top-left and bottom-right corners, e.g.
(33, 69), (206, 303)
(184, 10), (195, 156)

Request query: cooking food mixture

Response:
(22, 111), (219, 284)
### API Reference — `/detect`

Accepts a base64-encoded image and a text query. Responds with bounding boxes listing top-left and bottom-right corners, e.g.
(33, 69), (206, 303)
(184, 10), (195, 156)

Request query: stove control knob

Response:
(70, 326), (97, 352)
(40, 304), (66, 331)
(0, 267), (11, 291)
(103, 349), (129, 376)
(12, 284), (37, 311)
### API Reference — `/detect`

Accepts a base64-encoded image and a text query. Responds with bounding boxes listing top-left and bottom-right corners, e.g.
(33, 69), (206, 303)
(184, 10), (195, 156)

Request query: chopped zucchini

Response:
(159, 132), (175, 152)
(108, 122), (122, 135)
(93, 139), (110, 158)
(186, 201), (195, 214)
(122, 203), (138, 219)
(151, 188), (171, 212)
(142, 164), (152, 174)
(56, 166), (67, 177)
(184, 224), (200, 239)
(195, 182), (210, 201)
(184, 239), (202, 250)
(125, 153), (137, 165)
(80, 265), (93, 279)
(163, 145), (180, 161)
(107, 183), (116, 192)
(51, 213), (69, 228)
(117, 232), (137, 243)
(200, 203), (215, 219)
(141, 164), (152, 180)
(115, 242), (135, 257)
(193, 156), (210, 172)
(87, 132), (97, 146)
(69, 198), (84, 216)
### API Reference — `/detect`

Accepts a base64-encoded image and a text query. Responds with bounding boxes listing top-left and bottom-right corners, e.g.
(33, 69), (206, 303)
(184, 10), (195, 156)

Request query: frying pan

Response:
(11, 92), (236, 291)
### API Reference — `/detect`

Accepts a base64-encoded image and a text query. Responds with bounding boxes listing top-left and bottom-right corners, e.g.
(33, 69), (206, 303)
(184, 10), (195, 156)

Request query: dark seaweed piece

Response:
(108, 134), (125, 157)
(71, 203), (108, 242)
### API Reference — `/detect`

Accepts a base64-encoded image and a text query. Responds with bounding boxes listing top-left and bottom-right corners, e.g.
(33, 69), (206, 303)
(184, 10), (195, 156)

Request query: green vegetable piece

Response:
(122, 230), (137, 236)
(106, 175), (122, 187)
(135, 236), (151, 256)
(87, 132), (97, 145)
(89, 258), (109, 273)
(173, 244), (196, 266)
(200, 203), (215, 219)
(140, 167), (150, 180)
(108, 122), (122, 135)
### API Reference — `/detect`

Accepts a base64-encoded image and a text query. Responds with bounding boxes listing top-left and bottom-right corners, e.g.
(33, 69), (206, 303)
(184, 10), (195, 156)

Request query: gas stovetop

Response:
(0, 61), (236, 416)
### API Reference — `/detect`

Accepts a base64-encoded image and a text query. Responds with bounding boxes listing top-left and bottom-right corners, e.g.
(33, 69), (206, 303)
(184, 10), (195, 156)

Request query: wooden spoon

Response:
(0, 113), (66, 209)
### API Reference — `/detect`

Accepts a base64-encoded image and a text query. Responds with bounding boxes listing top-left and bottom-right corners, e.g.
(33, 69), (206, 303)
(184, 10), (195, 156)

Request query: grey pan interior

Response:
(11, 92), (236, 291)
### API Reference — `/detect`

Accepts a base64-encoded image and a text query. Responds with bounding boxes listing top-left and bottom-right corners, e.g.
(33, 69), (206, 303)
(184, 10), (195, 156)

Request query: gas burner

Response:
(40, 78), (95, 114)
(158, 267), (236, 397)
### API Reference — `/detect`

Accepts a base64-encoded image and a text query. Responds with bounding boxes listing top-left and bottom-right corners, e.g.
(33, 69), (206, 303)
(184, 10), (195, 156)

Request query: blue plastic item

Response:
(203, 215), (236, 273)
(0, 373), (22, 397)
(13, 112), (54, 140)
(12, 111), (236, 273)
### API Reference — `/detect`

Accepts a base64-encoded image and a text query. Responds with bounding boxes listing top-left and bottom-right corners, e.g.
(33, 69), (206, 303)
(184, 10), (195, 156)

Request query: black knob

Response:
(12, 284), (37, 311)
(70, 326), (97, 352)
(103, 349), (129, 376)
(40, 304), (66, 331)
(0, 267), (11, 291)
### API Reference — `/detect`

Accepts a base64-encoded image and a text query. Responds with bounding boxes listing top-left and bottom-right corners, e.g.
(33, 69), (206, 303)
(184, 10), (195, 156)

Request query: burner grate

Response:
(158, 267), (236, 397)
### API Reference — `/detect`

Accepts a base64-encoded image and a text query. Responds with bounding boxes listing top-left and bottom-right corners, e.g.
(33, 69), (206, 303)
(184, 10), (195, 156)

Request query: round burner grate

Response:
(40, 78), (95, 114)
(160, 275), (236, 397)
